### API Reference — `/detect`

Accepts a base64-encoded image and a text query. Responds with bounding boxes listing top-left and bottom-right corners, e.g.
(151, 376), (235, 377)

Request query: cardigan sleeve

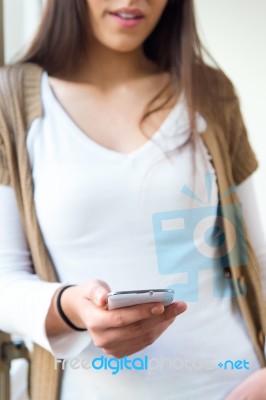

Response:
(227, 95), (259, 185)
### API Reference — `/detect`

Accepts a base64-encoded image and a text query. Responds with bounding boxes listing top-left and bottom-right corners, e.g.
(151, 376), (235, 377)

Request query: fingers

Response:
(89, 302), (187, 332)
(92, 302), (186, 342)
(106, 301), (187, 329)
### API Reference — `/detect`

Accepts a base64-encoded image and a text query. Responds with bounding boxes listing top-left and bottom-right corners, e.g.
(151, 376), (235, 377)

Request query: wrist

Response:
(59, 285), (86, 331)
(46, 286), (74, 336)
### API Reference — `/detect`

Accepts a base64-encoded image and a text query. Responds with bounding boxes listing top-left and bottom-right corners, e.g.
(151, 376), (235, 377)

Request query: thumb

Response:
(85, 279), (111, 307)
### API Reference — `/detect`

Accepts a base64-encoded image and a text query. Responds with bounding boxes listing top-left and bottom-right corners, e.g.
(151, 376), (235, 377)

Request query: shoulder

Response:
(0, 62), (43, 96)
(194, 63), (258, 184)
(194, 63), (236, 98)
(0, 62), (43, 77)
(0, 62), (44, 131)
(194, 63), (240, 130)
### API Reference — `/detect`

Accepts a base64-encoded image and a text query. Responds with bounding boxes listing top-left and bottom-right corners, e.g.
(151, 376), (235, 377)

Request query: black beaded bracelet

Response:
(56, 285), (87, 332)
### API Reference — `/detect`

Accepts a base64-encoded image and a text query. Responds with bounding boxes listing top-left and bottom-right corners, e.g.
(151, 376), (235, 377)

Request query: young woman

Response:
(0, 1), (266, 399)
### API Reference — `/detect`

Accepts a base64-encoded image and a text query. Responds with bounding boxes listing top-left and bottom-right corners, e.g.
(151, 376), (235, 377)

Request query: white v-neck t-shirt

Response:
(0, 71), (264, 399)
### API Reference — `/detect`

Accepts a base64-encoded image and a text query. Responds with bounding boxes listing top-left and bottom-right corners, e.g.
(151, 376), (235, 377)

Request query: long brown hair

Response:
(20, 0), (232, 132)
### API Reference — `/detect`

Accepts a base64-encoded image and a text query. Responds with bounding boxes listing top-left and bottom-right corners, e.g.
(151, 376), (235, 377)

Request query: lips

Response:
(109, 8), (144, 19)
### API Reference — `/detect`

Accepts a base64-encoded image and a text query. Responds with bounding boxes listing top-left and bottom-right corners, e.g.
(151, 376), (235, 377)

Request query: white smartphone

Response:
(107, 289), (174, 310)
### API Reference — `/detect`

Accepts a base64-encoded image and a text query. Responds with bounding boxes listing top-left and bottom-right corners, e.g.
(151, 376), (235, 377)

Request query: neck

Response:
(73, 39), (160, 89)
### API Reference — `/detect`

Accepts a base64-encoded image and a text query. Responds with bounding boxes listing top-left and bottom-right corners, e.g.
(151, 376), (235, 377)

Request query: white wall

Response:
(195, 0), (266, 229)
(4, 0), (41, 62)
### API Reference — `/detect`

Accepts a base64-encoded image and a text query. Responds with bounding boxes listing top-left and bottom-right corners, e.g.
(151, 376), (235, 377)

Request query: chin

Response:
(105, 43), (142, 53)
(109, 45), (142, 53)
(100, 37), (145, 53)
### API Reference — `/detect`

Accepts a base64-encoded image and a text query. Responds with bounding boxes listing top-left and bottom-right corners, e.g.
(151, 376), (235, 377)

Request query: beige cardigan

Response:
(0, 63), (265, 400)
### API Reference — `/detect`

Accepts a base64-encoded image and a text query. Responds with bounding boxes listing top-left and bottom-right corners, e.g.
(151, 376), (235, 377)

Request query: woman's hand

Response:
(48, 279), (187, 358)
(225, 368), (266, 400)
